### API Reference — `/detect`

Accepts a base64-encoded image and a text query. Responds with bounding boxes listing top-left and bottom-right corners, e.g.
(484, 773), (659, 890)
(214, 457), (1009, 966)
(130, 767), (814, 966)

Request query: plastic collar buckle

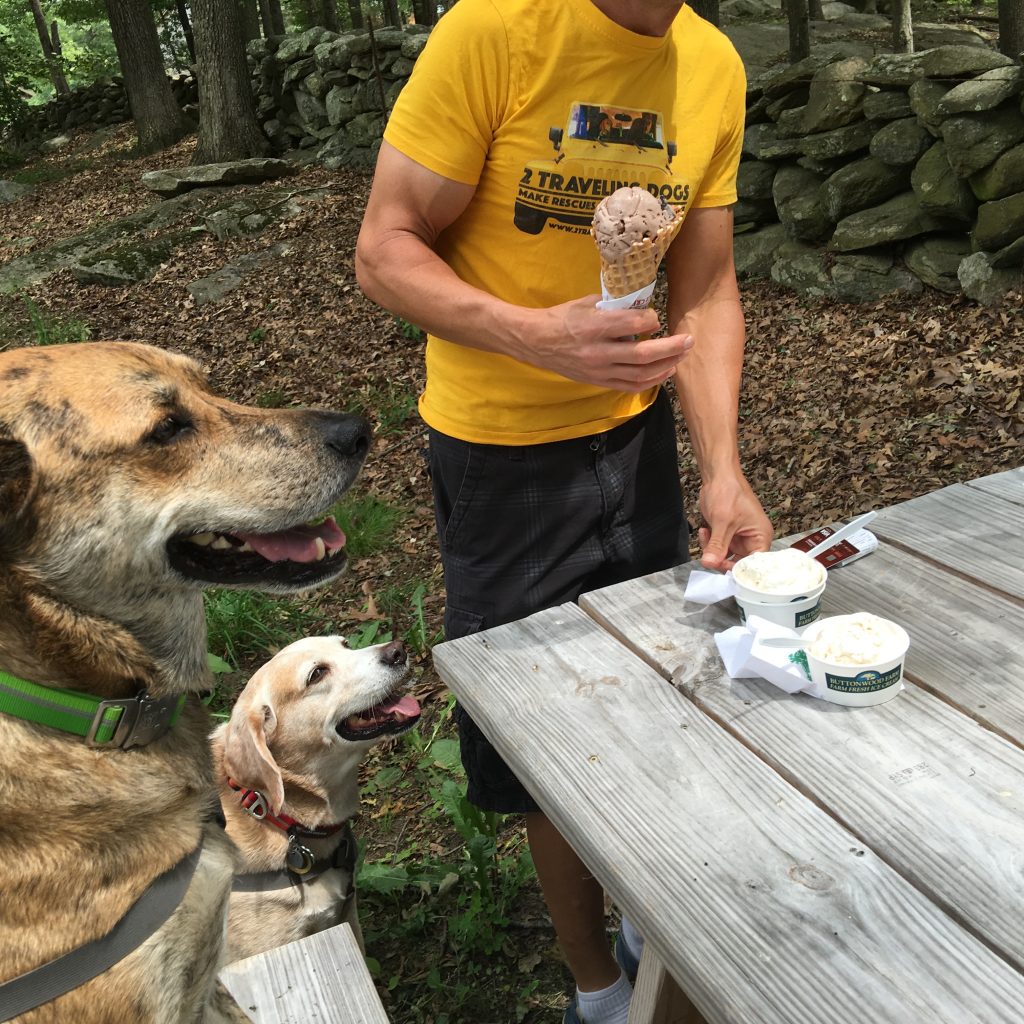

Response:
(86, 692), (179, 749)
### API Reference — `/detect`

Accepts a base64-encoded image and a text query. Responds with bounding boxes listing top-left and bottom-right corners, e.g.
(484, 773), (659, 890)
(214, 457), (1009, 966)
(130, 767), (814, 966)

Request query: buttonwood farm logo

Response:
(825, 665), (903, 693)
(514, 101), (689, 235)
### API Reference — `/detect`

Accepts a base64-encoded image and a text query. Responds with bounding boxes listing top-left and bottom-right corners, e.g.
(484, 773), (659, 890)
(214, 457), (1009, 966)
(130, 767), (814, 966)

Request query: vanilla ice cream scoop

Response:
(591, 187), (676, 263)
(805, 613), (907, 666)
(732, 548), (826, 597)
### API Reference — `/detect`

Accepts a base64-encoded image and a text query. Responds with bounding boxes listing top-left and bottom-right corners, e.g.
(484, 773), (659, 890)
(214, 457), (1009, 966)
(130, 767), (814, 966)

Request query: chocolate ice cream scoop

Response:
(591, 187), (676, 263)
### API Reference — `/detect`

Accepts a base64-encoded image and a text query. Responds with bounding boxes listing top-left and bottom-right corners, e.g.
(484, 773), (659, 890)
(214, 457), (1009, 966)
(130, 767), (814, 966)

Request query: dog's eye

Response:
(306, 664), (329, 686)
(146, 414), (192, 446)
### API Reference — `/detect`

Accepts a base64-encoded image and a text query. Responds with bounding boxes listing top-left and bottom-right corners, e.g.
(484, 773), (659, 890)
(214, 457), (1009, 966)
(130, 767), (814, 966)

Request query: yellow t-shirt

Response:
(384, 0), (746, 445)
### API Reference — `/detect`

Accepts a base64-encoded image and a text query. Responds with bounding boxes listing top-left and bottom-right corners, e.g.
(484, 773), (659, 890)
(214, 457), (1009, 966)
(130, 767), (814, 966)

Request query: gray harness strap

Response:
(231, 822), (356, 894)
(0, 841), (202, 1022)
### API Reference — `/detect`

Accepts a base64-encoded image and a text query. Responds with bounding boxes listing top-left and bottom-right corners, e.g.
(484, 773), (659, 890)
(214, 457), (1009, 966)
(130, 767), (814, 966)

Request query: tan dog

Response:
(213, 635), (420, 963)
(0, 341), (370, 1023)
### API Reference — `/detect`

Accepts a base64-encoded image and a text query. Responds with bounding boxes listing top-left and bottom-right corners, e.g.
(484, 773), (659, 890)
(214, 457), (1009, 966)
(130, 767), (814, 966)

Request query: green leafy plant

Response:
(255, 388), (288, 408)
(358, 700), (538, 1005)
(349, 381), (419, 437)
(404, 582), (445, 657)
(394, 316), (424, 341)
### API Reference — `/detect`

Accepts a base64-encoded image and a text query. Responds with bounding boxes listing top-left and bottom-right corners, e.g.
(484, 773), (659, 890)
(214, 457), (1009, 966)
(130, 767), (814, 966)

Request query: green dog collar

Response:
(0, 669), (185, 749)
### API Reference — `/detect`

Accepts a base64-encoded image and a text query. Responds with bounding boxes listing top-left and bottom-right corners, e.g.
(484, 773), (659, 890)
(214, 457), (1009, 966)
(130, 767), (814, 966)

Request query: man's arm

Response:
(355, 142), (694, 394)
(665, 205), (773, 569)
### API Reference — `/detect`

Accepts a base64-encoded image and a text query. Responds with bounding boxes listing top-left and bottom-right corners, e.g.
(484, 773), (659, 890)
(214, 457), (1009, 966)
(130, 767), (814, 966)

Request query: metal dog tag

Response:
(286, 837), (315, 875)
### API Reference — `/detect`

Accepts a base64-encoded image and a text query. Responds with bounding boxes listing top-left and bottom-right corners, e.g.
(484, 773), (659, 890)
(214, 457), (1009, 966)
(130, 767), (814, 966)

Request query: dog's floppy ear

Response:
(224, 701), (286, 814)
(0, 431), (36, 554)
(0, 431), (33, 519)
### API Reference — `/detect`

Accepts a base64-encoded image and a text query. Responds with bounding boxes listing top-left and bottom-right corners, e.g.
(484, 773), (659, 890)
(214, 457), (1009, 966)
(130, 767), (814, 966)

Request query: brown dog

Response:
(0, 341), (370, 1023)
(212, 635), (420, 962)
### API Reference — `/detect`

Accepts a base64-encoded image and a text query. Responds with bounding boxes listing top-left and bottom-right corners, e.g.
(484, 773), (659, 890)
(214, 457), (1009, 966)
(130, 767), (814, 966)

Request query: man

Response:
(355, 1), (773, 1020)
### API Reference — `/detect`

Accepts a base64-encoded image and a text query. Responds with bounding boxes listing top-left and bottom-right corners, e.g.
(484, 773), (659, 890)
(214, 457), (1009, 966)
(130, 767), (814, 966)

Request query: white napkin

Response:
(714, 615), (817, 696)
(684, 569), (737, 604)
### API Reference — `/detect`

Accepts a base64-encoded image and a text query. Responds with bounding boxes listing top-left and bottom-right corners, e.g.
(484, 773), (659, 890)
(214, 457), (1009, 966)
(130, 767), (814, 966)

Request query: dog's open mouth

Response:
(167, 516), (347, 589)
(336, 692), (421, 742)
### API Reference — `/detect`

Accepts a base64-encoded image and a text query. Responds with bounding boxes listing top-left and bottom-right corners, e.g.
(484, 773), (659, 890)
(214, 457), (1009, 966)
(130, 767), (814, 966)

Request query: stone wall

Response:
(248, 24), (428, 169)
(15, 31), (1024, 304)
(17, 72), (198, 137)
(736, 44), (1024, 304)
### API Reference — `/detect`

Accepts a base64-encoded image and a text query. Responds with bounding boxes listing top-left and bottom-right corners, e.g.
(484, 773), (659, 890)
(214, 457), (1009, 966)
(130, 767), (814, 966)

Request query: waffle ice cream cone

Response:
(592, 187), (685, 303)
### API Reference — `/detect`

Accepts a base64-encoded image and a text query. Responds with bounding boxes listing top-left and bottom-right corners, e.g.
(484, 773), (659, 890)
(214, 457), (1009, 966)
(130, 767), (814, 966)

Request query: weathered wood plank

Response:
(580, 560), (1024, 972)
(433, 606), (1024, 1024)
(629, 948), (706, 1024)
(869, 483), (1024, 599)
(219, 923), (388, 1024)
(966, 467), (1024, 506)
(813, 541), (1024, 741)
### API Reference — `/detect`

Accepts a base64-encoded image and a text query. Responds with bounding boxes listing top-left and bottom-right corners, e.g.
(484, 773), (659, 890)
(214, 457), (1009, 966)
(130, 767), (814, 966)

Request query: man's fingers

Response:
(611, 334), (694, 363)
(699, 525), (735, 569)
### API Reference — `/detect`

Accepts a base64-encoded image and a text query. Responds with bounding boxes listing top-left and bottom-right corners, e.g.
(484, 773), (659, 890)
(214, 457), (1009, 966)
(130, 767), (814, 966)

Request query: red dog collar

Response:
(227, 780), (347, 840)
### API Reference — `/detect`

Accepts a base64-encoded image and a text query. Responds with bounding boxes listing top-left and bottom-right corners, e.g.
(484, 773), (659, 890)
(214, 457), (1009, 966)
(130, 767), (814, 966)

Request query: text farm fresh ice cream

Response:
(732, 549), (826, 599)
(801, 613), (911, 707)
(805, 612), (906, 666)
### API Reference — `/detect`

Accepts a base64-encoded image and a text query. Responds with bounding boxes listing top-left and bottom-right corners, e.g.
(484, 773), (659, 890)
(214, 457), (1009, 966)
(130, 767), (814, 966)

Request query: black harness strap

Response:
(0, 841), (203, 1021)
(231, 821), (357, 894)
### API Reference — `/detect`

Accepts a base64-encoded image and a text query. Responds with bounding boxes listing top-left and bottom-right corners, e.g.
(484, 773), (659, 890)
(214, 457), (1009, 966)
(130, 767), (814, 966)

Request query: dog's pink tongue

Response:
(237, 518), (346, 563)
(379, 695), (421, 720)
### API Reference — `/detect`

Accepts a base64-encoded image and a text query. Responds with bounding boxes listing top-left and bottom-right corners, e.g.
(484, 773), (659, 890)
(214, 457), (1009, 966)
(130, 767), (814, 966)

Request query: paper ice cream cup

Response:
(732, 549), (827, 605)
(735, 589), (824, 631)
(800, 613), (910, 707)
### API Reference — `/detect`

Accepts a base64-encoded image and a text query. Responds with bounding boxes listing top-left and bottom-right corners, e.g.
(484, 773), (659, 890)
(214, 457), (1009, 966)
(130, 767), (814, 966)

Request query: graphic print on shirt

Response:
(514, 101), (691, 237)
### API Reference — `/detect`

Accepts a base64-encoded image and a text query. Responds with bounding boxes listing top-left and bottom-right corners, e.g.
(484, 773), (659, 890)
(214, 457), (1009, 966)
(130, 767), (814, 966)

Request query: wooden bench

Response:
(219, 923), (388, 1023)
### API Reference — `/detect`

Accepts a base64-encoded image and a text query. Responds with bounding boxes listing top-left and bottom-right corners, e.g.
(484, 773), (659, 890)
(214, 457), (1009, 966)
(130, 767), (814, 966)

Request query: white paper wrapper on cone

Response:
(596, 280), (656, 311)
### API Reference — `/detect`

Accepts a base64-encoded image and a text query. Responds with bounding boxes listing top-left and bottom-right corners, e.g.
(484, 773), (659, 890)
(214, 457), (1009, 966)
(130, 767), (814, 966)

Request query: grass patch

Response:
(331, 489), (405, 560)
(349, 381), (419, 437)
(204, 588), (318, 674)
(24, 297), (91, 346)
(12, 160), (93, 187)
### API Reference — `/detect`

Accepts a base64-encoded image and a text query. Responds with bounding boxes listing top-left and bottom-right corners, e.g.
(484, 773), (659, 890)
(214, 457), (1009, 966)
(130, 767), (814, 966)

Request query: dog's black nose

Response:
(379, 641), (407, 666)
(316, 413), (372, 459)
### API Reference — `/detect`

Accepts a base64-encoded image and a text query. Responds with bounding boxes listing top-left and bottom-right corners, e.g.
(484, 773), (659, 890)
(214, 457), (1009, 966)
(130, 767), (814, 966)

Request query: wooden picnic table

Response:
(432, 467), (1024, 1024)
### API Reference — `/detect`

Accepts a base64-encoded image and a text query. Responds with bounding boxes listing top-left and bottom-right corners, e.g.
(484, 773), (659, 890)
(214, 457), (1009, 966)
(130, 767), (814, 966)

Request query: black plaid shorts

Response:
(428, 390), (689, 814)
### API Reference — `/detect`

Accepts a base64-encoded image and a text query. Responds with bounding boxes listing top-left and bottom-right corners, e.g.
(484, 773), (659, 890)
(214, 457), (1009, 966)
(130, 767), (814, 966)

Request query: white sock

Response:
(620, 914), (646, 962)
(576, 970), (632, 1024)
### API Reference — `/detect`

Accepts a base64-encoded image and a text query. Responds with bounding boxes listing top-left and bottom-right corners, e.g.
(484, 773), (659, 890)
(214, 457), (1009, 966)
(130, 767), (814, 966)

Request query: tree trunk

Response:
(105, 0), (190, 153)
(240, 0), (261, 40)
(786, 0), (810, 62)
(346, 0), (363, 29)
(190, 0), (270, 163)
(176, 0), (196, 61)
(49, 20), (61, 55)
(322, 0), (341, 31)
(259, 0), (285, 35)
(892, 0), (913, 53)
(689, 0), (719, 26)
(28, 0), (70, 95)
(998, 0), (1024, 59)
(411, 0), (435, 25)
(382, 0), (401, 27)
